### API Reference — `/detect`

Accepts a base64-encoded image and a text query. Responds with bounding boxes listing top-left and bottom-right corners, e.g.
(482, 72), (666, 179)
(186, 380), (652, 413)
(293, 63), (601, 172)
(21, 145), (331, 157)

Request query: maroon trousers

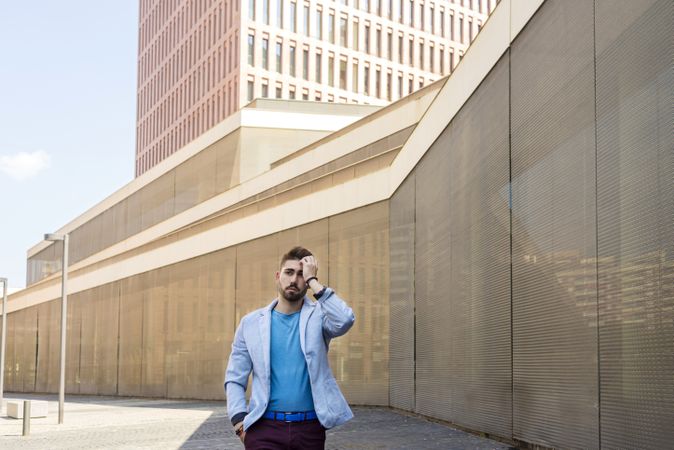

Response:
(244, 419), (326, 450)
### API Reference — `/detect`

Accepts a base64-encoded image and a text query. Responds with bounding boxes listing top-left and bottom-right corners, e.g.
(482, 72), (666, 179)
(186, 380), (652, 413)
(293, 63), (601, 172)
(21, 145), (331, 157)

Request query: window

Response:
(247, 80), (254, 101)
(398, 0), (403, 23)
(376, 29), (381, 57)
(440, 9), (445, 37)
(459, 16), (464, 43)
(439, 45), (445, 73)
(263, 0), (269, 24)
(449, 13), (453, 40)
(408, 77), (413, 94)
(352, 61), (358, 92)
(276, 42), (282, 73)
(387, 31), (392, 59)
(398, 35), (403, 62)
(262, 38), (269, 69)
(303, 49), (309, 79)
(290, 86), (296, 99)
(429, 42), (434, 72)
(248, 34), (255, 65)
(376, 68), (381, 97)
(315, 9), (322, 39)
(262, 82), (269, 97)
(329, 13), (335, 43)
(315, 53), (322, 82)
(290, 2), (297, 32)
(408, 37), (413, 64)
(449, 50), (454, 71)
(303, 5), (310, 35)
(386, 72), (391, 100)
(365, 25), (371, 53)
(352, 20), (359, 50)
(420, 2), (425, 30)
(328, 55), (335, 85)
(340, 17), (347, 46)
(362, 0), (369, 12)
(468, 18), (473, 42)
(429, 5), (434, 33)
(339, 58), (347, 89)
(290, 44), (296, 75)
(398, 73), (403, 98)
(277, 0), (283, 27)
(364, 66), (370, 95)
(388, 0), (393, 19)
(276, 86), (282, 98)
(409, 0), (414, 26)
(374, 0), (380, 15)
(249, 0), (255, 20)
(419, 41), (424, 69)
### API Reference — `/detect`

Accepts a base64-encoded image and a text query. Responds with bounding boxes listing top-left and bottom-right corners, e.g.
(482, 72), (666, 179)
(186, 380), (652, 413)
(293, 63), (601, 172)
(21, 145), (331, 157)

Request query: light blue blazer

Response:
(225, 288), (355, 431)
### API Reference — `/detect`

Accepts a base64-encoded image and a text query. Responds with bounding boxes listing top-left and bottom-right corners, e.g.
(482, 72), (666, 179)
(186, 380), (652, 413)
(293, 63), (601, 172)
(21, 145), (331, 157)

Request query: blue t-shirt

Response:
(267, 309), (315, 412)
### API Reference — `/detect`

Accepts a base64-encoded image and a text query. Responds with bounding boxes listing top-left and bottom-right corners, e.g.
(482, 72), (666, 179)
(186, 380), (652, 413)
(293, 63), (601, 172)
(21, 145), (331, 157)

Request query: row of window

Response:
(248, 0), (483, 46)
(246, 63), (431, 105)
(138, 32), (240, 126)
(247, 32), (458, 84)
(137, 79), (239, 176)
(138, 36), (240, 151)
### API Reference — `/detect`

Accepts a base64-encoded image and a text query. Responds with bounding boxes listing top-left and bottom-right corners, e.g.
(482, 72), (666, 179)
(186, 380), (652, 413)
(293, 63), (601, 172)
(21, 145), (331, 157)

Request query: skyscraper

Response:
(135, 0), (494, 175)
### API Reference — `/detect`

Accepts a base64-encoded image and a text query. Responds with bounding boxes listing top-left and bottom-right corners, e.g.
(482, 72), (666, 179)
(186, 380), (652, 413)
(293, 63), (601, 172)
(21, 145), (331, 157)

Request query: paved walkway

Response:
(0, 394), (514, 449)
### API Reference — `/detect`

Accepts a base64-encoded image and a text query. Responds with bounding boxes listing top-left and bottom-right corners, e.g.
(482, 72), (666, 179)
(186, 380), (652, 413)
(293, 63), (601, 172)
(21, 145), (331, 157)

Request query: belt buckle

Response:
(283, 412), (293, 422)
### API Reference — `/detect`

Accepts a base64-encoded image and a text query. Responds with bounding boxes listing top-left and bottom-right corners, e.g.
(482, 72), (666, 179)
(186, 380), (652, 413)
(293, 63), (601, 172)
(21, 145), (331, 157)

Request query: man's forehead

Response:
(281, 259), (302, 270)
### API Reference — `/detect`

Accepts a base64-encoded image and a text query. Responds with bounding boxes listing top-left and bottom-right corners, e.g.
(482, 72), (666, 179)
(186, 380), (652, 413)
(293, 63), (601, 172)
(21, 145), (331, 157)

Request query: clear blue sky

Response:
(0, 1), (139, 290)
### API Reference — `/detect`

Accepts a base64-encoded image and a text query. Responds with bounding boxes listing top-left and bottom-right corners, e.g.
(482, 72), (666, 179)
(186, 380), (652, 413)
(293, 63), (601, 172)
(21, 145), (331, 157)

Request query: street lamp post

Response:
(0, 277), (7, 413)
(44, 233), (69, 425)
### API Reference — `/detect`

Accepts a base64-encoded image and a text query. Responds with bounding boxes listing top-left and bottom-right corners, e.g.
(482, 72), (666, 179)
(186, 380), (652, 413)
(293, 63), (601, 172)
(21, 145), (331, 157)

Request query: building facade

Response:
(135, 0), (494, 175)
(5, 1), (673, 449)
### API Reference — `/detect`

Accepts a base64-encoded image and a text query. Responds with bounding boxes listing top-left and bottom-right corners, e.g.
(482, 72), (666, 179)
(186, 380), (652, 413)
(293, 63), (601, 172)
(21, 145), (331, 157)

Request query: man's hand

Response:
(300, 255), (318, 280)
(301, 256), (325, 294)
(234, 422), (246, 444)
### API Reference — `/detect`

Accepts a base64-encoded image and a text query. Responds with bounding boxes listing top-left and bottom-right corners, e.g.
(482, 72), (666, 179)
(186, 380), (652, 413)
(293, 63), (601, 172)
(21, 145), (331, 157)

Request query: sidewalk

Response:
(0, 394), (514, 449)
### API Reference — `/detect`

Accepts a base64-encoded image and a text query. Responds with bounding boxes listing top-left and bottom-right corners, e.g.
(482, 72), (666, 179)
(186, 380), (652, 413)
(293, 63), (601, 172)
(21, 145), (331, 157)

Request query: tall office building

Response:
(135, 0), (494, 175)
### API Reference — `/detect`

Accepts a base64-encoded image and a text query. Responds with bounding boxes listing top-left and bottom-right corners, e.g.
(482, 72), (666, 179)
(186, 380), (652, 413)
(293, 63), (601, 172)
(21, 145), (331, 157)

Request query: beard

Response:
(280, 284), (307, 302)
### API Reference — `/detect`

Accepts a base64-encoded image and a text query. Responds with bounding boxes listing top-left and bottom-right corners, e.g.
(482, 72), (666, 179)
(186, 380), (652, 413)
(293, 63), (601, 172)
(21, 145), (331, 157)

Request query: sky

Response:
(0, 1), (139, 290)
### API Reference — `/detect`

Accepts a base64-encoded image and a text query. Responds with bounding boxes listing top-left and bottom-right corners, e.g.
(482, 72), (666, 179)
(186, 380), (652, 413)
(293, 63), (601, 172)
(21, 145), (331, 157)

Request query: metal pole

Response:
(0, 277), (6, 413)
(22, 400), (31, 436)
(58, 235), (68, 424)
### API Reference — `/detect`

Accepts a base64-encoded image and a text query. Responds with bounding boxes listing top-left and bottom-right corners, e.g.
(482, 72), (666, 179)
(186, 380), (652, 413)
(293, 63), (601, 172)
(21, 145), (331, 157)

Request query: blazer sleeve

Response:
(319, 288), (355, 339)
(224, 317), (252, 421)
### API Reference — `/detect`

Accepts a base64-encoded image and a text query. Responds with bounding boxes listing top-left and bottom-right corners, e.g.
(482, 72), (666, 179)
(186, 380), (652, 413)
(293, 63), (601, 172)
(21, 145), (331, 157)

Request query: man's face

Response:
(276, 259), (308, 302)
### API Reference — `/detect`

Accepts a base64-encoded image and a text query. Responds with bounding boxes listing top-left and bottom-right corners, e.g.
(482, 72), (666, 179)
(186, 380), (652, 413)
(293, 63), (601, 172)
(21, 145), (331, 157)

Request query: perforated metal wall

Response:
(511, 0), (599, 448)
(389, 174), (415, 412)
(596, 1), (674, 448)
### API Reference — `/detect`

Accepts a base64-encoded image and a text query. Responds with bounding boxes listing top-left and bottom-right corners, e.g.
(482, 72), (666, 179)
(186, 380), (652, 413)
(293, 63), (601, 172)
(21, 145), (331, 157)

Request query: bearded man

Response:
(225, 246), (355, 450)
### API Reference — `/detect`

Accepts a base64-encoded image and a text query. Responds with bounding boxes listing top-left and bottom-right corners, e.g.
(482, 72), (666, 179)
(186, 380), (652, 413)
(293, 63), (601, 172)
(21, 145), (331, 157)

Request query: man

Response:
(225, 246), (355, 449)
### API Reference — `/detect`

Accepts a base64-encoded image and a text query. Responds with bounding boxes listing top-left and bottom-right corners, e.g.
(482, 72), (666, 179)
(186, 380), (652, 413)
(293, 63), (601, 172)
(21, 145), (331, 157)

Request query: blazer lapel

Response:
(299, 296), (316, 354)
(259, 299), (277, 381)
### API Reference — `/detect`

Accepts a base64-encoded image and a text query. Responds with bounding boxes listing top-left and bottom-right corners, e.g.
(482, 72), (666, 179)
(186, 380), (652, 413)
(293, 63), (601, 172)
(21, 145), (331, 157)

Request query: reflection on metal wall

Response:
(596, 0), (674, 448)
(409, 52), (512, 434)
(511, 1), (599, 449)
(7, 204), (388, 403)
(415, 98), (453, 421)
(329, 203), (390, 406)
(389, 174), (415, 412)
(445, 54), (511, 436)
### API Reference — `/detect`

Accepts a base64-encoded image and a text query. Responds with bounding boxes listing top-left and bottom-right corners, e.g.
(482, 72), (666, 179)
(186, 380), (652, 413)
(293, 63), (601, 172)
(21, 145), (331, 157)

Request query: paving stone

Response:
(0, 394), (514, 449)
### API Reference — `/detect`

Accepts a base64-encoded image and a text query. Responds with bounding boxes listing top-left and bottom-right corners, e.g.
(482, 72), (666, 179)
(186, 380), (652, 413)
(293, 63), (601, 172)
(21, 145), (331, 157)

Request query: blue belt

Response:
(262, 410), (318, 422)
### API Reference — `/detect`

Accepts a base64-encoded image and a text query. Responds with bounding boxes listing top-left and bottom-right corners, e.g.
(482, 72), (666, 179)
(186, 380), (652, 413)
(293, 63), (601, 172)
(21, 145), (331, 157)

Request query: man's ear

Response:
(275, 271), (280, 281)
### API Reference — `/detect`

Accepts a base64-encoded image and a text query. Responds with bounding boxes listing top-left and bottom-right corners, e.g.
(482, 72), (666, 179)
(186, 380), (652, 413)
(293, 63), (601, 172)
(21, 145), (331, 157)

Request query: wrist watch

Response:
(235, 425), (244, 436)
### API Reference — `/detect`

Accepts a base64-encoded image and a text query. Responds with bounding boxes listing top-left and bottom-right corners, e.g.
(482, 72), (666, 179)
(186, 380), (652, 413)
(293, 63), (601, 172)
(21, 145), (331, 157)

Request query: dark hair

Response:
(280, 246), (312, 268)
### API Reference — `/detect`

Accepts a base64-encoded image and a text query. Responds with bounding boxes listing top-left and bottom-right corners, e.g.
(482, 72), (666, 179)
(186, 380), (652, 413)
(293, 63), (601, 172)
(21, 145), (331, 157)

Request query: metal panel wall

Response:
(329, 203), (390, 406)
(35, 300), (61, 393)
(389, 174), (416, 412)
(118, 273), (145, 396)
(511, 0), (598, 448)
(414, 99), (453, 422)
(446, 54), (511, 436)
(595, 1), (674, 448)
